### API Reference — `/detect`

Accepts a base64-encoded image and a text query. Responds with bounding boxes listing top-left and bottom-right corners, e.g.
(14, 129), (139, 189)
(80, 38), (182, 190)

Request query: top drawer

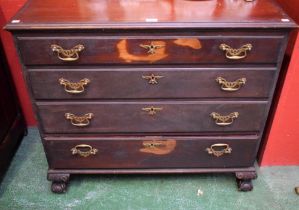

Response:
(17, 35), (284, 65)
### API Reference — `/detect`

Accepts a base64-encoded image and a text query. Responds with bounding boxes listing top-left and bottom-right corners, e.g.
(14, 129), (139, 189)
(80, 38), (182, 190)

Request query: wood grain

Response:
(36, 101), (268, 134)
(28, 67), (276, 100)
(5, 0), (296, 30)
(45, 136), (258, 169)
(17, 35), (284, 65)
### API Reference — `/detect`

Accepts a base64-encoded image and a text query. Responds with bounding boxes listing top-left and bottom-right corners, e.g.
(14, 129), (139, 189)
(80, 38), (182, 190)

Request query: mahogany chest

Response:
(6, 0), (296, 193)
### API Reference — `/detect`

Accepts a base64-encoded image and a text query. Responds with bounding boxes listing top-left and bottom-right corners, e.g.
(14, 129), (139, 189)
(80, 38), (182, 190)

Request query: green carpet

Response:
(0, 128), (298, 210)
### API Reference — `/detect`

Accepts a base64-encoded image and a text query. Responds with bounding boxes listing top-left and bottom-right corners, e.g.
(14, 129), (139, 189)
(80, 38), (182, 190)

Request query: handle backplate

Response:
(65, 113), (94, 127)
(59, 78), (90, 94)
(51, 44), (84, 61)
(206, 143), (232, 157)
(71, 144), (98, 157)
(210, 112), (239, 126)
(219, 43), (252, 60)
(216, 77), (246, 92)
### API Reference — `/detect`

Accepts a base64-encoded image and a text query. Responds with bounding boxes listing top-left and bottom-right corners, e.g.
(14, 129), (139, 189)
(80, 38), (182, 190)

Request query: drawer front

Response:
(18, 36), (283, 65)
(45, 136), (258, 169)
(37, 101), (267, 134)
(29, 68), (276, 99)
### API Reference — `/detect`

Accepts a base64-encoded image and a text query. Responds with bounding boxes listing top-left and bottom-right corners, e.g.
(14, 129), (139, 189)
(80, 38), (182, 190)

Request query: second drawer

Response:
(37, 101), (268, 134)
(28, 68), (276, 99)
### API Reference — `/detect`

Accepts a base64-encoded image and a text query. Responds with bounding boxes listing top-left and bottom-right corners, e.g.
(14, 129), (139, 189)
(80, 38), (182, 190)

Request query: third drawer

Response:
(37, 101), (268, 134)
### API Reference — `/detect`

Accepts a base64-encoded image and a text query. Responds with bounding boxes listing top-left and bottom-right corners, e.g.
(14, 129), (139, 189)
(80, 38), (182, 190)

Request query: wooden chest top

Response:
(5, 0), (296, 30)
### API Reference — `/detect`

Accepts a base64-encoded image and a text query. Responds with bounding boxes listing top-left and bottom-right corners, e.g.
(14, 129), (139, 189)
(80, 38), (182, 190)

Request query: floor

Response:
(0, 129), (298, 210)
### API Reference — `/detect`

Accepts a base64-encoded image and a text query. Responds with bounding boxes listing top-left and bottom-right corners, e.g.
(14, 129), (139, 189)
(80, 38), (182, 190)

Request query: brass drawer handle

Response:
(219, 43), (252, 60)
(210, 112), (239, 126)
(51, 44), (84, 61)
(206, 143), (232, 157)
(140, 42), (165, 54)
(71, 144), (98, 157)
(142, 74), (164, 84)
(65, 113), (94, 127)
(143, 142), (164, 148)
(216, 77), (246, 92)
(59, 78), (90, 94)
(142, 106), (163, 116)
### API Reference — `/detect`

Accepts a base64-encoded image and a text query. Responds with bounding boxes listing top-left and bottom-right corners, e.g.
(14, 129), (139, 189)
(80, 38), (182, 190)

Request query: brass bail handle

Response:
(216, 77), (246, 92)
(210, 112), (239, 126)
(219, 43), (252, 60)
(140, 42), (165, 54)
(206, 143), (232, 157)
(65, 113), (94, 127)
(51, 44), (85, 61)
(59, 78), (90, 94)
(71, 144), (98, 157)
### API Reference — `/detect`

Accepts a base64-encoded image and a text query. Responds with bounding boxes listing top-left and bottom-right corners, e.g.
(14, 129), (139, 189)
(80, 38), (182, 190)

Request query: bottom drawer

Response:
(45, 136), (259, 169)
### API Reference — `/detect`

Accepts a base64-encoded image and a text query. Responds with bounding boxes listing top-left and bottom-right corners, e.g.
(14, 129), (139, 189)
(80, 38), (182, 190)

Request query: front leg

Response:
(235, 171), (257, 192)
(47, 173), (70, 193)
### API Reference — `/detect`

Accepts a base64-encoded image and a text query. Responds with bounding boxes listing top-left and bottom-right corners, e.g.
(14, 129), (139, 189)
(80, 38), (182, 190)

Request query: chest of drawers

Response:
(6, 0), (296, 193)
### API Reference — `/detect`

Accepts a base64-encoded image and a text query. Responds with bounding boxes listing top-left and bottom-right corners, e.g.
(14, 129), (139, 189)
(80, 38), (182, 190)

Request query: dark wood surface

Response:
(5, 0), (296, 30)
(47, 167), (256, 174)
(36, 101), (267, 134)
(29, 67), (276, 99)
(45, 135), (258, 169)
(17, 34), (283, 65)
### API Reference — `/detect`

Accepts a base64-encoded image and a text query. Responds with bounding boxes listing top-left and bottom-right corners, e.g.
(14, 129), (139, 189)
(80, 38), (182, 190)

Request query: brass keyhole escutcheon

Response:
(143, 142), (163, 148)
(142, 106), (163, 116)
(140, 42), (165, 54)
(142, 74), (164, 84)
